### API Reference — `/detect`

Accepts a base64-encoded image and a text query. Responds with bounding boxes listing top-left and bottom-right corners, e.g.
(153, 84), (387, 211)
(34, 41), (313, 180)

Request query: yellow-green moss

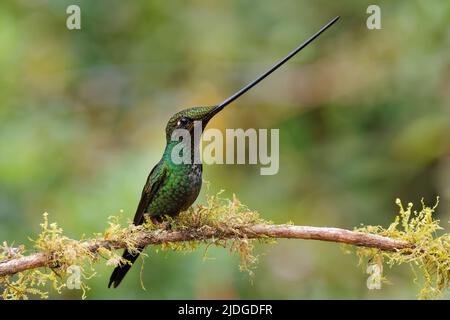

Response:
(157, 191), (273, 275)
(1, 194), (449, 299)
(0, 192), (270, 299)
(349, 198), (449, 299)
(0, 213), (94, 299)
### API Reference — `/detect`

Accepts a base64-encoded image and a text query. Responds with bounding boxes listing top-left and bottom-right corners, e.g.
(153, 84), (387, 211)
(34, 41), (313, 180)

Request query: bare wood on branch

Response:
(0, 224), (412, 277)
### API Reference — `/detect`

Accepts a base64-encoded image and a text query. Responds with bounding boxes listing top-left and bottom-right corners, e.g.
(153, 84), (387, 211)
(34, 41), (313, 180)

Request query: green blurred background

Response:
(0, 0), (449, 299)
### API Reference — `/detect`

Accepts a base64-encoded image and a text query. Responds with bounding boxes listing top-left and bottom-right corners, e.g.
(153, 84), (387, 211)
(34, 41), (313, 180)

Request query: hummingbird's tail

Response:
(108, 246), (144, 288)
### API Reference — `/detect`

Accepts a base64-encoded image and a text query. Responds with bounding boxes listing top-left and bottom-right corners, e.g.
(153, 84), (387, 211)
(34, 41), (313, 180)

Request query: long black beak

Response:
(203, 16), (339, 124)
(203, 105), (225, 123)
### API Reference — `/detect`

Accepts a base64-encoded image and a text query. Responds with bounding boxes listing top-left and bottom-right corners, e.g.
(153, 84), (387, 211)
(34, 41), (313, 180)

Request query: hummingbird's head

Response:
(165, 105), (224, 142)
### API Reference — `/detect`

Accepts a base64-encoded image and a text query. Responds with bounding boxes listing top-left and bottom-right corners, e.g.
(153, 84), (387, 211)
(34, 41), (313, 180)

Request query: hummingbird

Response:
(108, 16), (339, 288)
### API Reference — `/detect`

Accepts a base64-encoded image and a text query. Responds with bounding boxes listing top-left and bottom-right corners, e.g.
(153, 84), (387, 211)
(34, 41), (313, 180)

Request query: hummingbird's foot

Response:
(150, 216), (170, 230)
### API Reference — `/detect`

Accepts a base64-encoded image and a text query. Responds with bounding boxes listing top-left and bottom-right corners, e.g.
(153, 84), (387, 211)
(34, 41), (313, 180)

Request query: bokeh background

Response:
(0, 0), (449, 299)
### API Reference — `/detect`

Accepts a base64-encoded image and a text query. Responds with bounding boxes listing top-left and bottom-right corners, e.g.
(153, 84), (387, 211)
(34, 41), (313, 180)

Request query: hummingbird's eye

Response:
(177, 117), (190, 127)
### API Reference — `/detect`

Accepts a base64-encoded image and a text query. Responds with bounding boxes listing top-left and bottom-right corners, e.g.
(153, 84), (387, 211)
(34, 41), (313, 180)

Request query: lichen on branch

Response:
(0, 192), (449, 300)
(349, 197), (449, 299)
(0, 192), (269, 299)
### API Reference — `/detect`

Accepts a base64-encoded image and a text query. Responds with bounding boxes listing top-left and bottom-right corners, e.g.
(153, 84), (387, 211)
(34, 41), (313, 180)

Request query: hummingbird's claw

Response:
(150, 217), (170, 230)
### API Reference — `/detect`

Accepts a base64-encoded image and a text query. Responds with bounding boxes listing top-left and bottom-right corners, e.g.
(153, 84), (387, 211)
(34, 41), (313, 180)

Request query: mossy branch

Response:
(0, 224), (412, 277)
(0, 192), (448, 299)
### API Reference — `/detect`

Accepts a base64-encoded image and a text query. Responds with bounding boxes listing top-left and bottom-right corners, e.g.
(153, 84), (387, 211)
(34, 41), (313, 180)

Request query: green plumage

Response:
(108, 17), (338, 288)
(109, 106), (220, 288)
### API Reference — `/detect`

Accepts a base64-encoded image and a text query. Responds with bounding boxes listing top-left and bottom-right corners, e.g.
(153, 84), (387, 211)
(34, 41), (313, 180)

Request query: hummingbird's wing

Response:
(108, 161), (168, 288)
(133, 160), (168, 225)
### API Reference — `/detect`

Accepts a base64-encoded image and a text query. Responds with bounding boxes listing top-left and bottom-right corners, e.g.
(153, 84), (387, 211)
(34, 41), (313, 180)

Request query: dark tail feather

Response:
(108, 247), (143, 288)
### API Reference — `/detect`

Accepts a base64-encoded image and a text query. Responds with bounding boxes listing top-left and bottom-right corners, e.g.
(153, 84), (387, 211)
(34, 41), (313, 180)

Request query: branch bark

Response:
(0, 224), (412, 277)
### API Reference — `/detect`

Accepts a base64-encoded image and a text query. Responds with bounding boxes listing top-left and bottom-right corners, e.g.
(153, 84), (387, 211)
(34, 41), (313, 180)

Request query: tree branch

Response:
(0, 223), (412, 277)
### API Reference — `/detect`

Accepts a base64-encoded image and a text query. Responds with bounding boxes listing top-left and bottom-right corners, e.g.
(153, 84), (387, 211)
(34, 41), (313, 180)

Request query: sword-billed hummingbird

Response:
(108, 16), (339, 288)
